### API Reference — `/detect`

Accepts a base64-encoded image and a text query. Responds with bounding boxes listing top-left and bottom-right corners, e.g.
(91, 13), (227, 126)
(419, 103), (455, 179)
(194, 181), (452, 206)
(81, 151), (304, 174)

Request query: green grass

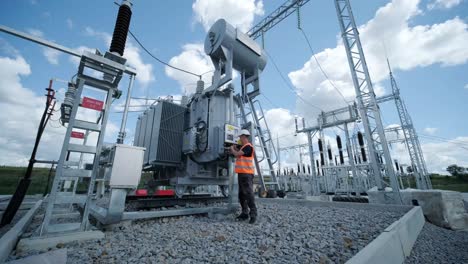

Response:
(0, 166), (467, 194)
(0, 166), (53, 195)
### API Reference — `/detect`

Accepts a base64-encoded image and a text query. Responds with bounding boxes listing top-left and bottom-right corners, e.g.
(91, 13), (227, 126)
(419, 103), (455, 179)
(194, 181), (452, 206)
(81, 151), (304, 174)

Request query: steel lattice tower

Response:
(334, 0), (401, 202)
(388, 60), (432, 189)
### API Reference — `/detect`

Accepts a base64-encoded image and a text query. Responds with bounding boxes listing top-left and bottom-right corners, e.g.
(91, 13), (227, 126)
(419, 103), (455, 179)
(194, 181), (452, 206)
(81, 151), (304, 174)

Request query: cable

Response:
(128, 30), (202, 79)
(264, 50), (323, 111)
(418, 135), (468, 151)
(261, 94), (280, 109)
(298, 28), (350, 105)
(418, 134), (468, 147)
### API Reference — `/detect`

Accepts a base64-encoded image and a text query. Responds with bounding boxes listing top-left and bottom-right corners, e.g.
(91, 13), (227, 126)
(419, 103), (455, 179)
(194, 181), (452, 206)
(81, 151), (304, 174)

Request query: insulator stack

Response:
(395, 160), (400, 171)
(318, 139), (325, 166)
(60, 82), (76, 124)
(316, 160), (320, 175)
(196, 79), (204, 93)
(307, 165), (311, 174)
(357, 131), (367, 162)
(302, 164), (306, 173)
(297, 163), (300, 174)
(327, 145), (333, 161)
(110, 1), (132, 56)
(336, 135), (344, 164)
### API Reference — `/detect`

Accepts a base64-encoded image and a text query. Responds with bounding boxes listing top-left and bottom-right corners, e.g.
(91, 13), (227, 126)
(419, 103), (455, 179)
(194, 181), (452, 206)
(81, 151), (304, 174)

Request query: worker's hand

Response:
(230, 145), (236, 154)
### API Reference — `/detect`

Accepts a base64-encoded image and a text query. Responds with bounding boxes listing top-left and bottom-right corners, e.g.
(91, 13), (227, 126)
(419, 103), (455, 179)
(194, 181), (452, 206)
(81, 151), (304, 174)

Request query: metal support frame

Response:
(387, 61), (431, 189)
(334, 0), (400, 203)
(247, 0), (310, 40)
(117, 74), (136, 144)
(41, 52), (126, 235)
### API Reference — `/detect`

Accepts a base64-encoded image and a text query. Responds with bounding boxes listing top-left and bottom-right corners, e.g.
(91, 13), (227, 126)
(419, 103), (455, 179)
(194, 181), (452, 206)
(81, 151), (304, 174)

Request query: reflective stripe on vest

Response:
(235, 143), (255, 174)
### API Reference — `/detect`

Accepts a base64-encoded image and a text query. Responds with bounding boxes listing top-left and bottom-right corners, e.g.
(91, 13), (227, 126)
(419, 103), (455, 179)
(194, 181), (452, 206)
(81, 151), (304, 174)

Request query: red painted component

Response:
(82, 97), (104, 111)
(135, 189), (148, 196)
(71, 131), (85, 139)
(154, 190), (175, 196)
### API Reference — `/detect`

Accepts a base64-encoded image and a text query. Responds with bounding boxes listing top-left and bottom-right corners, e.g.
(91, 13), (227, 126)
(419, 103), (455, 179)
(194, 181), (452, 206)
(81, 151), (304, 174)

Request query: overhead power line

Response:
(298, 28), (349, 105)
(128, 30), (202, 79)
(264, 50), (323, 112)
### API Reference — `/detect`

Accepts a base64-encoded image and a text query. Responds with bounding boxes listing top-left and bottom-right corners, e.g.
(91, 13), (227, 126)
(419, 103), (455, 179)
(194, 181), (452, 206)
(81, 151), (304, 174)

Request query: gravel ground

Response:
(405, 222), (468, 264)
(9, 201), (406, 264)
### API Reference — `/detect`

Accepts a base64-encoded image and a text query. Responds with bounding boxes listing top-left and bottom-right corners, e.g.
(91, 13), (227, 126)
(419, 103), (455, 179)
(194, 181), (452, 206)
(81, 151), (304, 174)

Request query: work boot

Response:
(249, 216), (256, 224)
(236, 213), (249, 221)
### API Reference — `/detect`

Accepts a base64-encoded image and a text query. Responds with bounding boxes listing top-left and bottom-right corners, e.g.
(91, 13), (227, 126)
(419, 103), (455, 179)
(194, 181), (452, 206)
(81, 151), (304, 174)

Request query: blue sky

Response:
(0, 0), (467, 173)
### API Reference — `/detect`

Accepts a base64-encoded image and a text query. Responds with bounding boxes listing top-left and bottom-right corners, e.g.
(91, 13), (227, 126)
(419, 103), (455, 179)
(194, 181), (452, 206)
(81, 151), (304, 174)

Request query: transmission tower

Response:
(334, 0), (401, 202)
(388, 60), (432, 189)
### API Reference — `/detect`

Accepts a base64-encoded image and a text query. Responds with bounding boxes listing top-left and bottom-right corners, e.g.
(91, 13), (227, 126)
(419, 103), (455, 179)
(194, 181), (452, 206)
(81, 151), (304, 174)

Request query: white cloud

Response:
(26, 28), (44, 38)
(43, 48), (60, 65)
(391, 136), (468, 174)
(424, 127), (438, 135)
(427, 0), (463, 9)
(0, 51), (121, 166)
(192, 0), (264, 32)
(288, 0), (468, 121)
(84, 27), (155, 88)
(66, 18), (74, 29)
(0, 55), (63, 166)
(26, 28), (62, 65)
(165, 44), (213, 94)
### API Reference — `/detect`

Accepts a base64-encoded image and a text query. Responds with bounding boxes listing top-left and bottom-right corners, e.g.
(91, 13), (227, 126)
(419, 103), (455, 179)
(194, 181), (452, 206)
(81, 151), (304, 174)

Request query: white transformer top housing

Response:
(204, 19), (267, 74)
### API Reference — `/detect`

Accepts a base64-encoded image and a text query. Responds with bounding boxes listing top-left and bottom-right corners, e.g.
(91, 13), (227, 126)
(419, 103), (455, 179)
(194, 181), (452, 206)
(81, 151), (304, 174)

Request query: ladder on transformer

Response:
(237, 93), (281, 196)
(41, 52), (125, 235)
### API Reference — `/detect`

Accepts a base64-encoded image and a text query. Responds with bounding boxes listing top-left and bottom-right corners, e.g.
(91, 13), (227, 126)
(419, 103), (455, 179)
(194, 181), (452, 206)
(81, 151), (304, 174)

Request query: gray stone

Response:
(6, 249), (67, 264)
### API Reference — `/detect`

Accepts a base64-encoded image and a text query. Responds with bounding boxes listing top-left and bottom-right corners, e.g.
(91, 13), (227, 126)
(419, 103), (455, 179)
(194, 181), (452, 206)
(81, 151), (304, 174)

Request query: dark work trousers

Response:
(238, 173), (257, 217)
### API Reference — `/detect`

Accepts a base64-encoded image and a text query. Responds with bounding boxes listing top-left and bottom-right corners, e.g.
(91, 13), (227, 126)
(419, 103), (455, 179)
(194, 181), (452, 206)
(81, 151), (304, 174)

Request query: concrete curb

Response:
(346, 206), (425, 264)
(0, 199), (43, 263)
(258, 197), (413, 213)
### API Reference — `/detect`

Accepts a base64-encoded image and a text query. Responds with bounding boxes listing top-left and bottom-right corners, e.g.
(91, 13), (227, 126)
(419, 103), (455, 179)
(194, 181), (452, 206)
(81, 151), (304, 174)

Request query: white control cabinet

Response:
(108, 144), (145, 188)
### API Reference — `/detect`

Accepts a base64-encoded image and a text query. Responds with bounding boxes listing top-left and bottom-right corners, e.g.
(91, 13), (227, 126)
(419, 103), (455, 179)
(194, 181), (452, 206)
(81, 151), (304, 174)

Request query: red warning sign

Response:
(82, 97), (104, 111)
(71, 131), (85, 139)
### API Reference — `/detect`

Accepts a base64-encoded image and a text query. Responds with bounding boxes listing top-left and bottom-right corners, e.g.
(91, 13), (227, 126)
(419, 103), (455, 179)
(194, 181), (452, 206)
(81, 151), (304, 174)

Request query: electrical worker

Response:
(230, 129), (257, 224)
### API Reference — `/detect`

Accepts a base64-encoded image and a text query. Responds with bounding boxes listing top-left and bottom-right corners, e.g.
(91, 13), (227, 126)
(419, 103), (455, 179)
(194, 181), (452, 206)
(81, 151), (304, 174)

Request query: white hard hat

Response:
(240, 129), (251, 136)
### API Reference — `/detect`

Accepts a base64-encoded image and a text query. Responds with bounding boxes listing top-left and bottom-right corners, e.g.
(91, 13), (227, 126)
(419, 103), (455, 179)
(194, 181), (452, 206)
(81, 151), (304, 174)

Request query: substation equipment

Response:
(245, 0), (432, 203)
(132, 18), (274, 197)
(0, 0), (284, 235)
(0, 0), (435, 237)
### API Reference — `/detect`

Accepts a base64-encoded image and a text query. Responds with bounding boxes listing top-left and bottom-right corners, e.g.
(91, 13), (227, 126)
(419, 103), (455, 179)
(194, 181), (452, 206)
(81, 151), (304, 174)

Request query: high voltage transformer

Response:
(133, 18), (270, 197)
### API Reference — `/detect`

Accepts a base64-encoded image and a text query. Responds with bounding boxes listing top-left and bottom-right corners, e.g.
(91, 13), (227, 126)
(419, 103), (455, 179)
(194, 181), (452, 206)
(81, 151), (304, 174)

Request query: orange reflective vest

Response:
(235, 143), (255, 174)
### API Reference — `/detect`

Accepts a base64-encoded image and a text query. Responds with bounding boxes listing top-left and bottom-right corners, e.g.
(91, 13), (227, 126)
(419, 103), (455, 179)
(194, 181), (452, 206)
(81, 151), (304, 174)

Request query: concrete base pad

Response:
(6, 249), (67, 264)
(369, 188), (468, 230)
(346, 206), (425, 264)
(16, 231), (104, 253)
